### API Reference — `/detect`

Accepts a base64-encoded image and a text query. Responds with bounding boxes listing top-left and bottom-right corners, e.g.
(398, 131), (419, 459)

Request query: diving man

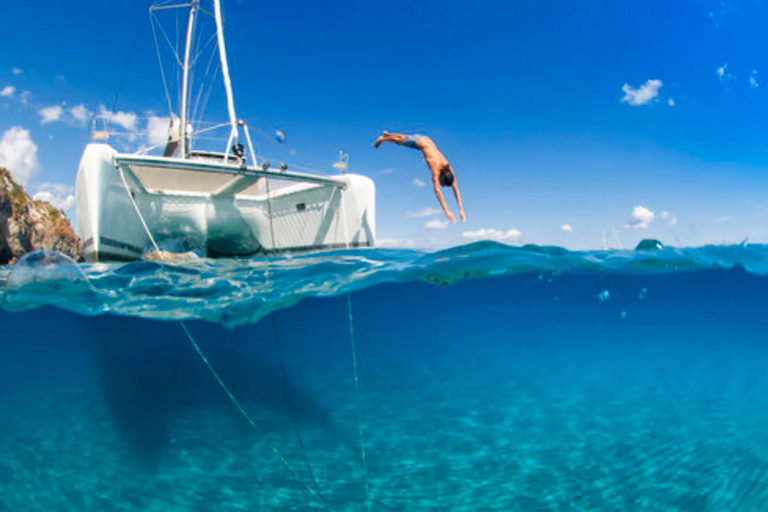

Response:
(374, 132), (466, 223)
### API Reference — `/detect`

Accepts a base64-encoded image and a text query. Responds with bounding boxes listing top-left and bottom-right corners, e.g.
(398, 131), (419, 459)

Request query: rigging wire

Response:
(190, 32), (222, 135)
(111, 19), (148, 114)
(151, 11), (179, 117)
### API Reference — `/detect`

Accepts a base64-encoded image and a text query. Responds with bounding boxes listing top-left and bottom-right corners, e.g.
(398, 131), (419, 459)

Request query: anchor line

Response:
(340, 187), (372, 511)
(116, 169), (333, 511)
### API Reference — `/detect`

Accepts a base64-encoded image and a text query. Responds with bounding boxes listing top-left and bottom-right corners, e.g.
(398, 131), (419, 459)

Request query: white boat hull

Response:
(75, 143), (376, 261)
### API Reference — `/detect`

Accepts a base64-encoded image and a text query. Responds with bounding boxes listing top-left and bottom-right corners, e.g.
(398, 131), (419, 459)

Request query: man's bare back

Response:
(374, 131), (466, 223)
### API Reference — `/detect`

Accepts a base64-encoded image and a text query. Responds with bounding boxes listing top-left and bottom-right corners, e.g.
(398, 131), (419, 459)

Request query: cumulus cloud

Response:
(404, 207), (442, 220)
(668, 98), (675, 107)
(1, 86), (30, 104)
(717, 64), (735, 83)
(658, 210), (678, 226)
(38, 105), (64, 125)
(11, 67), (23, 75)
(708, 3), (726, 28)
(376, 238), (416, 248)
(625, 205), (655, 229)
(621, 79), (662, 106)
(0, 126), (40, 186)
(463, 228), (522, 242)
(413, 178), (426, 187)
(560, 224), (573, 232)
(425, 219), (448, 230)
(33, 185), (75, 212)
(99, 105), (138, 131)
(69, 104), (92, 125)
(146, 115), (171, 147)
(751, 70), (759, 89)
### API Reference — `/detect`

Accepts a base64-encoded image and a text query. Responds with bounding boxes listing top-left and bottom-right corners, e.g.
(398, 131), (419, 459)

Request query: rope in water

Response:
(117, 170), (332, 511)
(269, 312), (323, 497)
(340, 188), (372, 511)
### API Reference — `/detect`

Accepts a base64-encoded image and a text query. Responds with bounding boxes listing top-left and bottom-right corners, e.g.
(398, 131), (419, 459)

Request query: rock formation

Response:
(0, 167), (81, 265)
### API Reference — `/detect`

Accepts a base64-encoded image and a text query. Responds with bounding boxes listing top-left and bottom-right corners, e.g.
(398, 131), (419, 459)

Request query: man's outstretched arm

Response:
(434, 178), (456, 223)
(452, 181), (466, 222)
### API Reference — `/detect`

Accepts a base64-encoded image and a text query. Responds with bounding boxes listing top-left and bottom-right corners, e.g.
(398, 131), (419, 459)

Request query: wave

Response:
(1, 241), (766, 326)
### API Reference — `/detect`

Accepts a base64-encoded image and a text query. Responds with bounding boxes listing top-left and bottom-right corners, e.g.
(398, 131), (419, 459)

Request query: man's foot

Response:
(373, 131), (390, 148)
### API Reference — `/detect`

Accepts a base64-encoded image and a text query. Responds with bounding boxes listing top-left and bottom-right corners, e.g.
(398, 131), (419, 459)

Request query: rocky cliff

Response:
(0, 167), (81, 265)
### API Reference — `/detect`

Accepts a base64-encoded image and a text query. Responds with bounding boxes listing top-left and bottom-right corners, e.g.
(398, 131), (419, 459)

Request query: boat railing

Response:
(90, 115), (232, 154)
(92, 115), (349, 184)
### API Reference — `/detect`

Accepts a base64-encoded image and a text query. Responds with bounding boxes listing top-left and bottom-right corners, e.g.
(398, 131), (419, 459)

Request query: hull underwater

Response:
(75, 143), (376, 262)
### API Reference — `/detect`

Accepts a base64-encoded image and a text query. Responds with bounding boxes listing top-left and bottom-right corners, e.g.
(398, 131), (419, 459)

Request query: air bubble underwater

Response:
(2, 250), (112, 313)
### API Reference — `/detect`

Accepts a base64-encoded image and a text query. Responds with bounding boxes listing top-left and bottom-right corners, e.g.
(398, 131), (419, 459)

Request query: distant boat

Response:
(75, 0), (375, 262)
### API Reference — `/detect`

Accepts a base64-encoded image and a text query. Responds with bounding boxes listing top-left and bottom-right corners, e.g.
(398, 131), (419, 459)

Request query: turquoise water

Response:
(1, 243), (768, 510)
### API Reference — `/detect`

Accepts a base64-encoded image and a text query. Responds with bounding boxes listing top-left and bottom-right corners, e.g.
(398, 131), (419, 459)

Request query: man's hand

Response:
(446, 211), (456, 223)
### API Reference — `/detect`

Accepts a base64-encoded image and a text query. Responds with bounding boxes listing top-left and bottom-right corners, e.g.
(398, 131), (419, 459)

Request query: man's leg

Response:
(374, 131), (406, 148)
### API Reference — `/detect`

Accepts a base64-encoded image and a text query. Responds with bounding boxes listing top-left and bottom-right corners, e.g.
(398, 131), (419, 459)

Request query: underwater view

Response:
(2, 243), (768, 511)
(5, 0), (768, 509)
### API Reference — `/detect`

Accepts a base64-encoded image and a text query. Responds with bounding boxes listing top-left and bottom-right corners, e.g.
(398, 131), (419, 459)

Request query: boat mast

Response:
(180, 0), (199, 159)
(213, 0), (241, 156)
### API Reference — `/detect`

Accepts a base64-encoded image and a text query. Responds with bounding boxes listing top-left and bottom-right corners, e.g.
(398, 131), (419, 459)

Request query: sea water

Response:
(1, 243), (767, 511)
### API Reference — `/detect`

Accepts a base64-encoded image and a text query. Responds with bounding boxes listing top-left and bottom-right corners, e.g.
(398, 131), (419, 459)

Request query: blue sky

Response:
(2, 0), (768, 250)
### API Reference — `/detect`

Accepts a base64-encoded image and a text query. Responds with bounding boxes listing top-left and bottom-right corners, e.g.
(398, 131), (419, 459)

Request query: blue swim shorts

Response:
(402, 134), (425, 149)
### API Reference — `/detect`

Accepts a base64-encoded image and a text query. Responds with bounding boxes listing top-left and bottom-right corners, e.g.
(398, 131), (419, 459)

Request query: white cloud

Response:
(425, 219), (448, 230)
(658, 210), (677, 226)
(463, 228), (522, 242)
(11, 67), (23, 75)
(621, 79), (662, 106)
(751, 70), (759, 89)
(560, 224), (573, 232)
(33, 189), (75, 212)
(413, 178), (426, 187)
(99, 105), (138, 131)
(18, 90), (31, 105)
(379, 168), (396, 175)
(69, 104), (92, 125)
(667, 98), (675, 107)
(717, 64), (735, 82)
(38, 105), (64, 125)
(1, 86), (14, 98)
(146, 115), (171, 147)
(404, 207), (442, 220)
(0, 126), (40, 186)
(626, 205), (655, 229)
(376, 238), (416, 248)
(35, 182), (73, 195)
(708, 3), (726, 28)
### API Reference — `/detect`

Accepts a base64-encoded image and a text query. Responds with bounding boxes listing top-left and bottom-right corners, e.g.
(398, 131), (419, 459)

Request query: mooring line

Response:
(339, 186), (372, 510)
(178, 322), (331, 510)
(348, 292), (371, 511)
(117, 173), (333, 511)
(270, 311), (324, 499)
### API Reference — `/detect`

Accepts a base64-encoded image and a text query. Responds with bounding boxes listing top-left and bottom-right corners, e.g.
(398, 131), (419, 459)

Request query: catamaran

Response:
(75, 0), (375, 262)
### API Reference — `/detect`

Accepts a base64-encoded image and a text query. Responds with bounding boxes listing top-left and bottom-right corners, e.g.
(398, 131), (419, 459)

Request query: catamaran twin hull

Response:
(76, 143), (376, 261)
